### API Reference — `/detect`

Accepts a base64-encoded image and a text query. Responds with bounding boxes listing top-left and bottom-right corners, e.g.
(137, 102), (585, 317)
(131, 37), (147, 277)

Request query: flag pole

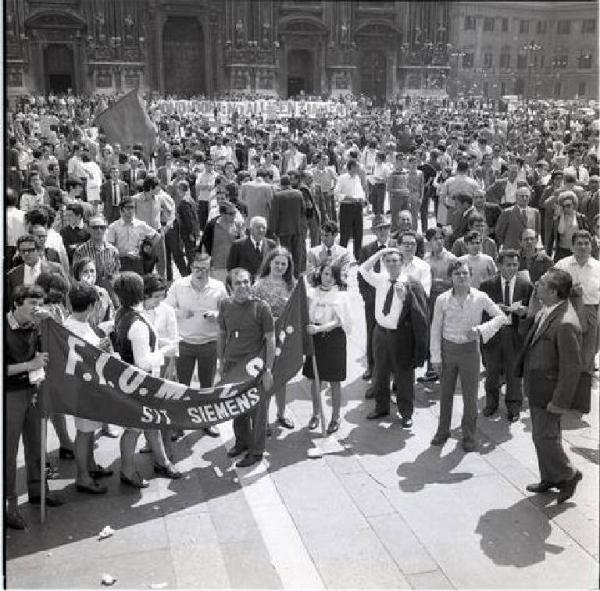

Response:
(40, 416), (47, 524)
(307, 334), (344, 459)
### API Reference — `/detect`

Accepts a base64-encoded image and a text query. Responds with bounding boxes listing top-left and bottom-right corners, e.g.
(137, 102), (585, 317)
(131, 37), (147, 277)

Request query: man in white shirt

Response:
(359, 247), (423, 428)
(165, 251), (228, 437)
(334, 159), (366, 261)
(398, 230), (431, 296)
(555, 229), (600, 372)
(6, 188), (26, 261)
(195, 158), (219, 230)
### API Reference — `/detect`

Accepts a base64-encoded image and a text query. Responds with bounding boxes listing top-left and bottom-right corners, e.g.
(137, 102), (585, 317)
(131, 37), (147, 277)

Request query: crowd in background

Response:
(4, 90), (600, 529)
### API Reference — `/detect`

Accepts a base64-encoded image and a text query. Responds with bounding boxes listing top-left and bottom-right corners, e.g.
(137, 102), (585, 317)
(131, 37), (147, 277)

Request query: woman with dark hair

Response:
(252, 246), (296, 429)
(303, 262), (352, 433)
(72, 257), (114, 333)
(112, 272), (181, 488)
(549, 191), (590, 262)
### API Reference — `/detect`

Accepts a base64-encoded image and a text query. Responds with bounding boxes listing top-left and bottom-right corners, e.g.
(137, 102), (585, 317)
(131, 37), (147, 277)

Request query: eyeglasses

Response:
(90, 225), (107, 230)
(19, 248), (37, 254)
(401, 242), (417, 247)
(191, 265), (210, 271)
(562, 203), (574, 208)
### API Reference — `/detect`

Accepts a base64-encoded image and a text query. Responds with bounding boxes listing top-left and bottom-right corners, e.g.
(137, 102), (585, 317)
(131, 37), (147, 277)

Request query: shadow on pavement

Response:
(569, 445), (599, 465)
(396, 443), (473, 492)
(475, 496), (568, 567)
(6, 437), (246, 561)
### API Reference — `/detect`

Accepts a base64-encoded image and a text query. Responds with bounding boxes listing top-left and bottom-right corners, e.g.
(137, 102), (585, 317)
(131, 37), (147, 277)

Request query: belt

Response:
(376, 324), (397, 333)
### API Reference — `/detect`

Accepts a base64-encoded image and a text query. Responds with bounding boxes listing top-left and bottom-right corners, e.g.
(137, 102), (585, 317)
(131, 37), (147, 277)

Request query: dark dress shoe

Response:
(362, 369), (373, 380)
(120, 471), (149, 489)
(227, 445), (248, 458)
(308, 415), (319, 430)
(266, 426), (273, 437)
(203, 426), (220, 438)
(326, 419), (340, 434)
(170, 429), (185, 442)
(29, 493), (65, 507)
(482, 407), (497, 417)
(365, 388), (375, 400)
(236, 454), (263, 468)
(277, 416), (294, 429)
(557, 470), (582, 503)
(401, 417), (413, 428)
(89, 466), (113, 479)
(59, 447), (75, 460)
(526, 481), (557, 493)
(367, 410), (389, 420)
(507, 412), (520, 423)
(154, 464), (183, 479)
(6, 510), (27, 530)
(417, 372), (439, 383)
(431, 433), (449, 446)
(76, 481), (108, 494)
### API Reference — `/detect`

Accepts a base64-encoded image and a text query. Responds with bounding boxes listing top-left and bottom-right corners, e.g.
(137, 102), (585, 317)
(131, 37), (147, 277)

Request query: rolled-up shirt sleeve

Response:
(477, 294), (510, 343)
(129, 320), (164, 373)
(430, 293), (445, 364)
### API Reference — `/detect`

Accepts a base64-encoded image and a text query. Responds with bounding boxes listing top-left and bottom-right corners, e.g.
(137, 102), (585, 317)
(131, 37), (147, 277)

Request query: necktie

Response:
(112, 182), (119, 206)
(254, 241), (261, 257)
(326, 248), (332, 257)
(382, 279), (397, 316)
(504, 279), (511, 306)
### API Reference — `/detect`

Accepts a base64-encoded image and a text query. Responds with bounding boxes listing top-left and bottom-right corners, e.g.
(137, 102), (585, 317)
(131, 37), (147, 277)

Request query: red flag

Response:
(269, 279), (313, 393)
(94, 88), (156, 156)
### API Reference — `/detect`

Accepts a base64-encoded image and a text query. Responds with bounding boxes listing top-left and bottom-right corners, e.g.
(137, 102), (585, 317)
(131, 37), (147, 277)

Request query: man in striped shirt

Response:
(73, 215), (120, 297)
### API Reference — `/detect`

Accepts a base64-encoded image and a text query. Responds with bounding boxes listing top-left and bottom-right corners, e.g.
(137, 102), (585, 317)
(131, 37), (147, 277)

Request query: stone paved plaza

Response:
(5, 245), (599, 589)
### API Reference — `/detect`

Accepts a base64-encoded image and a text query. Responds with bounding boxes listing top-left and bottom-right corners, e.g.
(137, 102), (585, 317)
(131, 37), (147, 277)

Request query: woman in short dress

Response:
(303, 261), (352, 434)
(252, 247), (296, 430)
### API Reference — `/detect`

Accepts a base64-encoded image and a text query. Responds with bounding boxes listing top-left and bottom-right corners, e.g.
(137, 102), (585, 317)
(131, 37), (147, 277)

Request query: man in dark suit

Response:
(480, 250), (533, 421)
(518, 229), (553, 284)
(100, 165), (129, 224)
(358, 215), (392, 382)
(227, 216), (276, 280)
(156, 153), (175, 189)
(269, 175), (306, 275)
(7, 235), (68, 309)
(579, 175), (599, 228)
(516, 268), (584, 503)
(495, 186), (541, 250)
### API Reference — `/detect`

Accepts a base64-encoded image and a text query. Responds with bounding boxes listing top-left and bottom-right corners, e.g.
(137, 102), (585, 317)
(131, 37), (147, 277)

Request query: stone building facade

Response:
(5, 0), (596, 100)
(5, 0), (450, 101)
(448, 1), (598, 100)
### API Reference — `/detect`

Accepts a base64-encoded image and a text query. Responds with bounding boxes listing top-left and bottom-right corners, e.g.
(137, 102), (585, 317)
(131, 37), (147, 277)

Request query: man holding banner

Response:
(218, 268), (275, 468)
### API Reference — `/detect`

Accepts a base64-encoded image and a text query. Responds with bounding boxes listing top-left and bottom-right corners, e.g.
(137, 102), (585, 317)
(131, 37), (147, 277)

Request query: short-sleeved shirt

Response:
(5, 312), (41, 391)
(218, 297), (274, 363)
(105, 218), (157, 256)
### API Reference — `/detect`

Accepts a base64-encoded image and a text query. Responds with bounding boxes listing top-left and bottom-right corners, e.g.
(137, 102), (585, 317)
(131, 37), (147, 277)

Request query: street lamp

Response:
(521, 41), (543, 99)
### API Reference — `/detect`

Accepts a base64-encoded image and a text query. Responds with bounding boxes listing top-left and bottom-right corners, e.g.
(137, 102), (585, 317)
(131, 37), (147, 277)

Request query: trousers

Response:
(5, 387), (43, 501)
(279, 233), (306, 276)
(483, 326), (523, 413)
(176, 340), (217, 388)
(369, 182), (386, 215)
(435, 339), (480, 443)
(372, 325), (415, 418)
(530, 405), (575, 483)
(339, 202), (363, 261)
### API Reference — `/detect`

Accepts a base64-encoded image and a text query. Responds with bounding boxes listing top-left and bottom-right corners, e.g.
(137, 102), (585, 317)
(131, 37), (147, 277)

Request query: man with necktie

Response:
(515, 269), (584, 503)
(358, 215), (392, 382)
(479, 249), (533, 422)
(100, 165), (129, 224)
(306, 220), (353, 281)
(359, 246), (428, 428)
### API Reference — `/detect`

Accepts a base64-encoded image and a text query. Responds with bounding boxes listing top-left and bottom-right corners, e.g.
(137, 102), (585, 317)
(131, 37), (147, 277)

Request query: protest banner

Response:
(40, 281), (311, 430)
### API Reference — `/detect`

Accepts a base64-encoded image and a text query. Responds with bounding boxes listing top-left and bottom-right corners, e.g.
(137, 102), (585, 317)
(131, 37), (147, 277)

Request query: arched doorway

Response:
(287, 49), (313, 97)
(44, 44), (74, 93)
(360, 50), (386, 104)
(163, 17), (205, 96)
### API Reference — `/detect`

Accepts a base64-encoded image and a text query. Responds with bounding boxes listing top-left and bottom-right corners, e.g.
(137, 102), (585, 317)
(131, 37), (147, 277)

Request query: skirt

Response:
(303, 327), (347, 382)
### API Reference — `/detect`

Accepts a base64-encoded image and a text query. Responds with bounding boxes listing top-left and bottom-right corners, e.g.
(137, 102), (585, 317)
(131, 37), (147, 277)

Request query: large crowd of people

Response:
(5, 90), (599, 530)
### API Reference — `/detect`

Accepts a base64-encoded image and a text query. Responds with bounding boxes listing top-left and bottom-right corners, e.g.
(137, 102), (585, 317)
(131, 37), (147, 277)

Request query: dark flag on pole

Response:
(268, 279), (313, 394)
(94, 88), (156, 156)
